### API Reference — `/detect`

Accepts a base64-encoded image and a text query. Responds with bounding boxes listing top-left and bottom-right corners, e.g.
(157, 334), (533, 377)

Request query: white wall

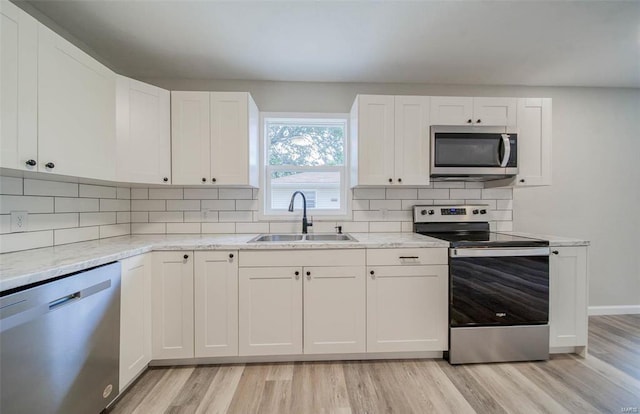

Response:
(142, 78), (640, 308)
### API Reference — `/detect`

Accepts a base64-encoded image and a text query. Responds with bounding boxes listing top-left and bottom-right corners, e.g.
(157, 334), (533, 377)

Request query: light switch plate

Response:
(11, 211), (28, 232)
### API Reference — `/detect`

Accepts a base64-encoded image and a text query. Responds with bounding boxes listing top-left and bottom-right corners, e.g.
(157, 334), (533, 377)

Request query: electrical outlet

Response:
(11, 211), (28, 232)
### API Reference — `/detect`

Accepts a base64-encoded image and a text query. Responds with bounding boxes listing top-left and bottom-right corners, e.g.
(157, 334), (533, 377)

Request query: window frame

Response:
(259, 112), (351, 221)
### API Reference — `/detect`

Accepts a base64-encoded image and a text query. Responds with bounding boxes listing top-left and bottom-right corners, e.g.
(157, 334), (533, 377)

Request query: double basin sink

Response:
(249, 233), (357, 243)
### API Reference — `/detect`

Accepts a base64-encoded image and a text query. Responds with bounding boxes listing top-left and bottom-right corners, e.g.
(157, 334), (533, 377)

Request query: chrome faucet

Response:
(288, 191), (313, 234)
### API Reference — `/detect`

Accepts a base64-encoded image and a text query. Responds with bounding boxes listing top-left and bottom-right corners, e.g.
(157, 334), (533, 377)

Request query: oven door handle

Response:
(450, 247), (550, 257)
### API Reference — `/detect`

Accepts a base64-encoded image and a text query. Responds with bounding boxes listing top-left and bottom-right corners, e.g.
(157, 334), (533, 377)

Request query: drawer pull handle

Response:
(399, 256), (419, 259)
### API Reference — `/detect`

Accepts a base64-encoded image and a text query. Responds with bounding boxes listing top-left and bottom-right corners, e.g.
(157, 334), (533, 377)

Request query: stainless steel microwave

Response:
(430, 126), (518, 181)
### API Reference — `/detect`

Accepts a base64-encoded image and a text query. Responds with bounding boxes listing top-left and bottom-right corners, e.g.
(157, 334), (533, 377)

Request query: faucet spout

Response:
(288, 191), (312, 234)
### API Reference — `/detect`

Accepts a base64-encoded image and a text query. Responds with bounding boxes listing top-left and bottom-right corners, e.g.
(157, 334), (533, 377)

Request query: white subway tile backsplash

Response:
(131, 188), (148, 199)
(370, 200), (402, 211)
(433, 181), (465, 189)
(79, 184), (116, 199)
(54, 226), (99, 245)
(352, 199), (370, 210)
(236, 199), (258, 211)
(55, 197), (98, 213)
(353, 188), (385, 200)
(464, 182), (485, 189)
(482, 188), (513, 200)
(434, 199), (464, 205)
(100, 223), (130, 238)
(339, 221), (369, 233)
(418, 189), (449, 199)
(235, 222), (269, 234)
(116, 212), (131, 224)
(0, 231), (53, 253)
(1, 195), (54, 214)
(117, 187), (131, 200)
(184, 188), (218, 199)
(0, 176), (23, 195)
(131, 212), (149, 222)
(149, 188), (183, 199)
(491, 210), (513, 221)
(219, 188), (252, 199)
(100, 199), (130, 212)
(401, 222), (413, 232)
(312, 221), (339, 233)
(149, 211), (184, 223)
(497, 199), (513, 210)
(369, 222), (402, 232)
(450, 189), (481, 199)
(185, 211), (218, 222)
(0, 215), (10, 233)
(201, 200), (235, 211)
(219, 211), (252, 222)
(131, 200), (165, 211)
(166, 200), (200, 211)
(25, 179), (78, 197)
(269, 221), (299, 233)
(131, 223), (165, 234)
(386, 188), (417, 200)
(202, 222), (235, 233)
(466, 200), (497, 210)
(28, 213), (78, 231)
(79, 212), (116, 227)
(166, 223), (200, 234)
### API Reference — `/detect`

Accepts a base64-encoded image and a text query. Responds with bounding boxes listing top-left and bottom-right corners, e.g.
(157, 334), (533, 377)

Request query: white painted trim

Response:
(588, 305), (640, 315)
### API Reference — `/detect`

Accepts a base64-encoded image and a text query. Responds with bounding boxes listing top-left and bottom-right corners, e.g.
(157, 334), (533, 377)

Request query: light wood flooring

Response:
(109, 315), (640, 414)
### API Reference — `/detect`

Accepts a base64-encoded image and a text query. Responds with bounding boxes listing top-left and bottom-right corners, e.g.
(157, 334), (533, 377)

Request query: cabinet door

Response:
(367, 265), (448, 352)
(151, 252), (194, 359)
(0, 2), (37, 171)
(194, 251), (238, 357)
(473, 97), (517, 127)
(171, 91), (210, 185)
(239, 267), (302, 356)
(38, 24), (116, 180)
(119, 254), (151, 392)
(210, 92), (255, 186)
(516, 98), (552, 186)
(116, 76), (171, 185)
(394, 96), (430, 186)
(304, 266), (366, 354)
(354, 95), (395, 185)
(550, 247), (588, 348)
(430, 96), (473, 125)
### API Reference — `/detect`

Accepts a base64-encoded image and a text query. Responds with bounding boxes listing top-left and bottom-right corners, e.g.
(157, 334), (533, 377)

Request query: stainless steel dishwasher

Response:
(0, 262), (120, 414)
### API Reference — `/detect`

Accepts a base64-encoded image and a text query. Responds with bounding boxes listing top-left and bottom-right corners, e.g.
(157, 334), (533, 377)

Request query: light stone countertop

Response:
(0, 232), (448, 293)
(502, 232), (590, 247)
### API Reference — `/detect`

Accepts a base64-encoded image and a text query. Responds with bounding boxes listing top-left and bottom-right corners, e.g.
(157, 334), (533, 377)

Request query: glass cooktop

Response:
(419, 231), (549, 248)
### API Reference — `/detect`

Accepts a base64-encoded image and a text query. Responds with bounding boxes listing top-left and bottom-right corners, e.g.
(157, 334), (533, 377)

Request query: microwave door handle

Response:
(500, 134), (511, 167)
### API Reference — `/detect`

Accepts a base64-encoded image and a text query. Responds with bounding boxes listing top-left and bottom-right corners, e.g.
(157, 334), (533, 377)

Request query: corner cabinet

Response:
(116, 76), (171, 185)
(119, 254), (152, 392)
(351, 95), (430, 186)
(171, 91), (259, 186)
(549, 246), (588, 351)
(37, 24), (116, 181)
(0, 1), (38, 171)
(430, 96), (517, 127)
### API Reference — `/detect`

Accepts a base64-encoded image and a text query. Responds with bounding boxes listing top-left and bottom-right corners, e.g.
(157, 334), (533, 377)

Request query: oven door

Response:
(431, 129), (518, 176)
(450, 247), (549, 327)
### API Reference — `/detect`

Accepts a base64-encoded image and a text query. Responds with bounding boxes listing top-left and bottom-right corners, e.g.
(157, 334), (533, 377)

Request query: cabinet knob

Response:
(45, 162), (55, 169)
(183, 254), (189, 259)
(202, 178), (207, 182)
(552, 250), (559, 255)
(163, 177), (169, 182)
(397, 178), (402, 183)
(229, 253), (234, 259)
(212, 178), (217, 183)
(25, 159), (37, 167)
(306, 271), (311, 276)
(295, 271), (300, 276)
(388, 178), (393, 183)
(520, 179), (525, 183)
(476, 119), (482, 123)
(467, 119), (473, 124)
(370, 270), (375, 279)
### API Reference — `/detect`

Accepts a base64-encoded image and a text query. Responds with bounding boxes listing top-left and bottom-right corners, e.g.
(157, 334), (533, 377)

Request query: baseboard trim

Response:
(588, 305), (640, 315)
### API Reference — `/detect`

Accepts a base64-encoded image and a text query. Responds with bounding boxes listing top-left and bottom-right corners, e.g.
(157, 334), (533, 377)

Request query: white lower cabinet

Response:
(194, 251), (239, 357)
(549, 246), (588, 349)
(151, 252), (194, 359)
(119, 254), (152, 392)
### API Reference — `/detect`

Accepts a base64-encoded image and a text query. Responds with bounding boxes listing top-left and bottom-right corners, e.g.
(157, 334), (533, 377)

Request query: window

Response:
(263, 114), (348, 217)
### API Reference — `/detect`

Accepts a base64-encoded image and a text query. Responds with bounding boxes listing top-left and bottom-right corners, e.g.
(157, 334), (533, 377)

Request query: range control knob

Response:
(472, 209), (479, 214)
(428, 210), (435, 215)
(480, 209), (487, 214)
(420, 209), (428, 215)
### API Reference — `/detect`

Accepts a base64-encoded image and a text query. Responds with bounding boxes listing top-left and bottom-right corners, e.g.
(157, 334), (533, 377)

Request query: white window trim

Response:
(258, 112), (351, 221)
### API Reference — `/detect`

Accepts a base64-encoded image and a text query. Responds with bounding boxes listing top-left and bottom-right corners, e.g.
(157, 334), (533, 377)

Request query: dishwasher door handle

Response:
(48, 292), (81, 310)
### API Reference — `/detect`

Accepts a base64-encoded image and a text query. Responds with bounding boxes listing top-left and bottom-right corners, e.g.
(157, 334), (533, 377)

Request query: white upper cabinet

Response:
(431, 96), (516, 126)
(116, 76), (171, 185)
(0, 2), (38, 171)
(515, 98), (552, 186)
(351, 95), (430, 186)
(37, 24), (116, 181)
(172, 91), (259, 186)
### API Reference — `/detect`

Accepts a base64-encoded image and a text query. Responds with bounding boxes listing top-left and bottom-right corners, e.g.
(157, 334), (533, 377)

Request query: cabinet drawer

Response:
(366, 248), (447, 266)
(239, 249), (365, 267)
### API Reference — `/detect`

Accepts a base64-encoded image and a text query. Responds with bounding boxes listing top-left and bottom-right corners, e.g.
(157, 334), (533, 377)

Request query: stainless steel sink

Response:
(304, 234), (356, 241)
(250, 234), (304, 242)
(248, 233), (357, 243)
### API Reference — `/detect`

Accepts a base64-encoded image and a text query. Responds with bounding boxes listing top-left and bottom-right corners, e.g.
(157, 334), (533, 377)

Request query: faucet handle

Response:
(335, 225), (343, 234)
(307, 216), (313, 227)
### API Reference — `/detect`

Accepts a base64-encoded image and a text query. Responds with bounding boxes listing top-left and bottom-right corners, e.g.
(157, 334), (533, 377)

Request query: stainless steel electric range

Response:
(414, 204), (550, 364)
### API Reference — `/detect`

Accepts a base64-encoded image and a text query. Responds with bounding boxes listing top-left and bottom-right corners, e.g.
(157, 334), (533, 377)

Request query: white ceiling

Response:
(21, 0), (640, 88)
